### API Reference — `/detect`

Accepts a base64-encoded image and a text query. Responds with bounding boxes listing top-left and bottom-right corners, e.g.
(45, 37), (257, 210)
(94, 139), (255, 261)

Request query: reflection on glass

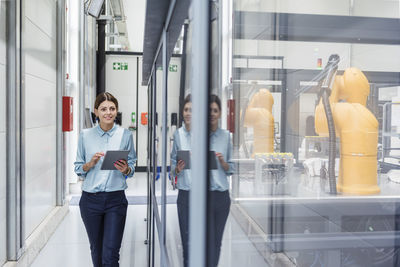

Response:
(207, 95), (234, 267)
(229, 0), (400, 266)
(171, 94), (192, 267)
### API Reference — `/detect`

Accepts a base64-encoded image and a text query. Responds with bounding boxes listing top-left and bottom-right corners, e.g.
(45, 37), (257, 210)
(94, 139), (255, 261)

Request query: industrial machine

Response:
(244, 88), (275, 156)
(315, 58), (380, 195)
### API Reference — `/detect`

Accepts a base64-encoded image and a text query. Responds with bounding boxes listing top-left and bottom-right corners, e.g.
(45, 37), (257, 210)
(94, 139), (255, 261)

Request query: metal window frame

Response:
(6, 0), (24, 260)
(56, 0), (66, 206)
(188, 0), (210, 266)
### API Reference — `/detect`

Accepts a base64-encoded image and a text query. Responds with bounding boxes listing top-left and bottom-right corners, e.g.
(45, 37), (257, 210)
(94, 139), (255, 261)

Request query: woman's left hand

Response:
(114, 159), (130, 175)
(215, 152), (229, 171)
(215, 152), (225, 164)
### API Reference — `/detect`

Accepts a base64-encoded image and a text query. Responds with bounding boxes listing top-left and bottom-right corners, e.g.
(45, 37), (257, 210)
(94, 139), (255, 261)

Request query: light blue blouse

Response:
(170, 126), (234, 191)
(74, 124), (137, 193)
(209, 128), (235, 191)
(171, 125), (192, 190)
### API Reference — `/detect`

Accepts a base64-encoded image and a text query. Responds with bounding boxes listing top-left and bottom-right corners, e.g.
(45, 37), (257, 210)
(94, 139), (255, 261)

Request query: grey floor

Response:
(30, 173), (268, 267)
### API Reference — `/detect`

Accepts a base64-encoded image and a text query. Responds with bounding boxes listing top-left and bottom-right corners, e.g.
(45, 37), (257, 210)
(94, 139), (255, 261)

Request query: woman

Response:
(207, 94), (234, 267)
(74, 92), (136, 267)
(171, 94), (234, 267)
(171, 94), (192, 267)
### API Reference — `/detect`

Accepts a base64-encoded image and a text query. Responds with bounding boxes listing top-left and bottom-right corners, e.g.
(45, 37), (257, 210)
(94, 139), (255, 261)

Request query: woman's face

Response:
(183, 102), (192, 125)
(95, 100), (117, 125)
(209, 102), (221, 127)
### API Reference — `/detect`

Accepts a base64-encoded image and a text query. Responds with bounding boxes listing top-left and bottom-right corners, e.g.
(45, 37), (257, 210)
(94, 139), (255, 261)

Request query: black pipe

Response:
(96, 19), (106, 95)
(322, 89), (337, 194)
(321, 54), (339, 194)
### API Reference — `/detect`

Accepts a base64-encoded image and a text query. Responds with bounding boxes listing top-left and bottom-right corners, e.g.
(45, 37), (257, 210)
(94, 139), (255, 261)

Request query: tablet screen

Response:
(100, 150), (130, 170)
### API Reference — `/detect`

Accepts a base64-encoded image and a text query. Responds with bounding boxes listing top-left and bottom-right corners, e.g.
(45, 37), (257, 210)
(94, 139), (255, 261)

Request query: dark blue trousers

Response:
(177, 190), (190, 267)
(207, 190), (231, 267)
(177, 189), (230, 267)
(79, 190), (128, 267)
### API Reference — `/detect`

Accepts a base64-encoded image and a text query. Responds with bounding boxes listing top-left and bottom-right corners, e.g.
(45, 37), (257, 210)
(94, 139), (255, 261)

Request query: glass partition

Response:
(0, 0), (7, 264)
(226, 0), (400, 266)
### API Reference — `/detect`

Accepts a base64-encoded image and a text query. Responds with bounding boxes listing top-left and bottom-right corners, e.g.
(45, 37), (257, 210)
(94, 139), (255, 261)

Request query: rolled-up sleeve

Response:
(170, 131), (179, 177)
(225, 133), (235, 175)
(74, 132), (88, 177)
(126, 132), (137, 178)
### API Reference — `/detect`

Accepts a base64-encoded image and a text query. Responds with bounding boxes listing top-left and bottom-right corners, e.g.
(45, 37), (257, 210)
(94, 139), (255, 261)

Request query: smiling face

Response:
(209, 102), (221, 129)
(183, 102), (192, 126)
(95, 100), (117, 127)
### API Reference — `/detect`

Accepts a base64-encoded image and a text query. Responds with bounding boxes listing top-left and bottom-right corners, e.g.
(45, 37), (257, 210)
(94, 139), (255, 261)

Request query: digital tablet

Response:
(176, 150), (218, 170)
(177, 150), (191, 169)
(208, 151), (218, 170)
(100, 150), (130, 170)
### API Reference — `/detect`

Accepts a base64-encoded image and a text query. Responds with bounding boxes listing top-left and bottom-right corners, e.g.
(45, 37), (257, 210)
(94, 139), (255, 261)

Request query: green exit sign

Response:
(157, 64), (178, 72)
(113, 62), (128, 70)
(169, 64), (178, 72)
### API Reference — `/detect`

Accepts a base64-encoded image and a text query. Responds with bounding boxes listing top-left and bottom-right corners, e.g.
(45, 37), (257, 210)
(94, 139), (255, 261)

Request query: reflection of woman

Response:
(207, 94), (235, 267)
(74, 92), (136, 267)
(171, 94), (192, 267)
(171, 94), (234, 267)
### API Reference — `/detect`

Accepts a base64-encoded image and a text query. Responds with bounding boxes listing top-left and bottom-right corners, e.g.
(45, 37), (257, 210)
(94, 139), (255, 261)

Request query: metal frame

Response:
(56, 0), (66, 206)
(160, 30), (168, 266)
(6, 0), (23, 260)
(151, 74), (156, 267)
(79, 0), (86, 132)
(20, 0), (27, 250)
(188, 0), (210, 266)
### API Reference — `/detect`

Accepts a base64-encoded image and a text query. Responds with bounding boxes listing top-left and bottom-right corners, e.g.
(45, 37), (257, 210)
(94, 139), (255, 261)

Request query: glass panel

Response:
(0, 1), (7, 265)
(23, 0), (57, 239)
(227, 0), (400, 266)
(170, 16), (195, 265)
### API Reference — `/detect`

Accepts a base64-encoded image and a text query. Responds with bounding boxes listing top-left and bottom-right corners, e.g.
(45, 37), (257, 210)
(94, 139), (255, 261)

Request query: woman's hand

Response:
(175, 160), (185, 174)
(84, 152), (104, 171)
(114, 159), (130, 175)
(215, 152), (229, 172)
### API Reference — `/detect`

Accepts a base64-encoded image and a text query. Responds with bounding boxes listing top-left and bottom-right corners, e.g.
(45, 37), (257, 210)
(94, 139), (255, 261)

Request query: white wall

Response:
(0, 1), (6, 264)
(85, 16), (97, 111)
(235, 0), (350, 16)
(235, 39), (400, 73)
(23, 0), (57, 239)
(235, 0), (400, 18)
(106, 55), (138, 129)
(123, 0), (146, 52)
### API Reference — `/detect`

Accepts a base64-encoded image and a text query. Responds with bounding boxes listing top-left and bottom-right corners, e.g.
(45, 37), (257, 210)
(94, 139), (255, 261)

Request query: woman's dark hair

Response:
(182, 94), (191, 113)
(94, 92), (119, 110)
(183, 94), (191, 106)
(209, 94), (221, 111)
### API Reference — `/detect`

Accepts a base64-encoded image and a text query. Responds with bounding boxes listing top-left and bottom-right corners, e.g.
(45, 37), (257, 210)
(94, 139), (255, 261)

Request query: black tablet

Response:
(177, 150), (191, 169)
(100, 150), (130, 170)
(176, 150), (218, 170)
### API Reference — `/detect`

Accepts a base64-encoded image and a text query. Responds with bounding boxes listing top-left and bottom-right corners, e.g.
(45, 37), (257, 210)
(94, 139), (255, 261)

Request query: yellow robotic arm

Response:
(244, 89), (275, 156)
(315, 68), (380, 195)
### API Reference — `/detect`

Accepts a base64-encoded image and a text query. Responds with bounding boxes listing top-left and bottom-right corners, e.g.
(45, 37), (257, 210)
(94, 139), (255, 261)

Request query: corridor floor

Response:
(30, 173), (268, 267)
